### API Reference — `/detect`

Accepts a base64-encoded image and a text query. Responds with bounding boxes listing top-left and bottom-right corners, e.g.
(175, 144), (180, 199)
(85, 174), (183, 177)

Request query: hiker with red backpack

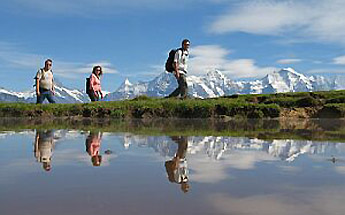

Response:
(86, 66), (104, 102)
(165, 39), (190, 99)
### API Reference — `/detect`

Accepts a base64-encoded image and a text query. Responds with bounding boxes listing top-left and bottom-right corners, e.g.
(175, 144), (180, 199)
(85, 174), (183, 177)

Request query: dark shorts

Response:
(88, 91), (101, 102)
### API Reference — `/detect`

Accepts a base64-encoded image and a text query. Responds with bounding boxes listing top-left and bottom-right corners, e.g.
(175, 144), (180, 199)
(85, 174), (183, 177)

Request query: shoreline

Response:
(0, 117), (344, 141)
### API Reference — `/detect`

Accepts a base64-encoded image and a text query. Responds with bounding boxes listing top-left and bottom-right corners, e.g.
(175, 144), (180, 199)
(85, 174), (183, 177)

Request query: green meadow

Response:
(0, 90), (345, 118)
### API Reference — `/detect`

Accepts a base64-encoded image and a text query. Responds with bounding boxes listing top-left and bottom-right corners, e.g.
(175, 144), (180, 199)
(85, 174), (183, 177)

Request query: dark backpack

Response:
(165, 48), (182, 73)
(86, 77), (91, 94)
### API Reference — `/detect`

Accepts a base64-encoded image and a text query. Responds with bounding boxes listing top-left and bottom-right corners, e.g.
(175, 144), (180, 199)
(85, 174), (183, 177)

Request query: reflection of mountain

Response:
(121, 135), (345, 162)
(3, 130), (344, 162)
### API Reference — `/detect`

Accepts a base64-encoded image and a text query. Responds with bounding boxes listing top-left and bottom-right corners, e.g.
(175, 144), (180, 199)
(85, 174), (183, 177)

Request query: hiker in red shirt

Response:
(85, 131), (103, 166)
(88, 66), (104, 102)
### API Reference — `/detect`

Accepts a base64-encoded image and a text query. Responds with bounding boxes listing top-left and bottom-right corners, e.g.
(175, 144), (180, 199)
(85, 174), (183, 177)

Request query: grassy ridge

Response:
(0, 90), (345, 118)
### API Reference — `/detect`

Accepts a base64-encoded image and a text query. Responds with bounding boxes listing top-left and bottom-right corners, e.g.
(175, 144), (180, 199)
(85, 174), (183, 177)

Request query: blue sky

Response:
(1, 0), (345, 92)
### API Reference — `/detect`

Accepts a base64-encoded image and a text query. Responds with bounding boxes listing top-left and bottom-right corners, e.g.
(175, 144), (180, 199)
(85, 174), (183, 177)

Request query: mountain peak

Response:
(206, 70), (226, 80)
(278, 67), (305, 77)
(123, 78), (132, 86)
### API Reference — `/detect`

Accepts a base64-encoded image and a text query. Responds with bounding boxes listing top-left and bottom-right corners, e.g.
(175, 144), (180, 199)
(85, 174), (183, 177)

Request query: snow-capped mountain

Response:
(105, 68), (345, 100)
(0, 85), (90, 103)
(105, 78), (148, 101)
(1, 68), (344, 102)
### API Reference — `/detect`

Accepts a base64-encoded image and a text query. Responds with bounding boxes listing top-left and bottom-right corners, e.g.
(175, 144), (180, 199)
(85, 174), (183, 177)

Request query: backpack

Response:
(86, 77), (91, 94)
(165, 48), (183, 73)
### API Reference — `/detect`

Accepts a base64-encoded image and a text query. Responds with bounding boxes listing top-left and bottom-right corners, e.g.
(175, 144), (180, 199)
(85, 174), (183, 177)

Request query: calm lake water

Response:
(1, 119), (345, 215)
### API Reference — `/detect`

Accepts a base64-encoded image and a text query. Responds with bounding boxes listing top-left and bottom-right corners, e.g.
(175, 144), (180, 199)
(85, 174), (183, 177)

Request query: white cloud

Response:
(277, 59), (302, 64)
(0, 42), (43, 69)
(223, 59), (277, 78)
(210, 0), (345, 44)
(333, 55), (345, 65)
(189, 45), (276, 78)
(305, 68), (345, 75)
(7, 0), (203, 16)
(0, 42), (118, 80)
(55, 61), (118, 79)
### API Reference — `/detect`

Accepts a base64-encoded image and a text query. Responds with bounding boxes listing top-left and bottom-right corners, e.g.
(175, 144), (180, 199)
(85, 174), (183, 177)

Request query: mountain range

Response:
(105, 67), (345, 100)
(1, 68), (345, 103)
(0, 85), (89, 103)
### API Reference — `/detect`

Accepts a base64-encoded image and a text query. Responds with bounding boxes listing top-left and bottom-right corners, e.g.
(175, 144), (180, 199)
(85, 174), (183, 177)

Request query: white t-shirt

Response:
(174, 158), (189, 183)
(36, 138), (53, 163)
(174, 49), (189, 75)
(36, 69), (54, 90)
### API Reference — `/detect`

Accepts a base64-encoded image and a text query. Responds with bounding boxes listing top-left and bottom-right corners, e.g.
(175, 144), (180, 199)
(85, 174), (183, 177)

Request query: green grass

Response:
(0, 90), (345, 118)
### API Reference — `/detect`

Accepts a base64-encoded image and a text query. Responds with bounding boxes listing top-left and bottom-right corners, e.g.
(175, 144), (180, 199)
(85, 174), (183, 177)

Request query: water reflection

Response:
(165, 136), (190, 193)
(85, 131), (103, 166)
(33, 130), (56, 171)
(1, 128), (345, 215)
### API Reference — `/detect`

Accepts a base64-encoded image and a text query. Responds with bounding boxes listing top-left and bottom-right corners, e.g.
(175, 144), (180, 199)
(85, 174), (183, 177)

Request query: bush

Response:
(295, 96), (322, 107)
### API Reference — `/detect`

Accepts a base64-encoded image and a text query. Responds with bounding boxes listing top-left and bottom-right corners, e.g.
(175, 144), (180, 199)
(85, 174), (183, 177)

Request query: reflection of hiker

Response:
(87, 66), (104, 102)
(34, 130), (55, 171)
(35, 59), (56, 104)
(85, 131), (103, 166)
(166, 39), (190, 99)
(165, 136), (190, 193)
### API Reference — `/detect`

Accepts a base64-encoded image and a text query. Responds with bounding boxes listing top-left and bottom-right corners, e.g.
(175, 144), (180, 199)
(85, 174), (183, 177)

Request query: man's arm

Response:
(174, 50), (181, 78)
(36, 79), (40, 96)
(52, 78), (55, 95)
(174, 62), (179, 78)
(34, 132), (39, 158)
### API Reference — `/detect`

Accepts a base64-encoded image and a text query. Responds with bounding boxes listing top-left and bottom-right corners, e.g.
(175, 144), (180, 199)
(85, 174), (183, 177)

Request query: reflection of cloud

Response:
(209, 193), (313, 215)
(0, 131), (35, 139)
(0, 158), (39, 184)
(188, 154), (232, 183)
(335, 166), (345, 175)
(54, 148), (117, 167)
(278, 165), (301, 174)
(189, 151), (276, 183)
(209, 187), (345, 215)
